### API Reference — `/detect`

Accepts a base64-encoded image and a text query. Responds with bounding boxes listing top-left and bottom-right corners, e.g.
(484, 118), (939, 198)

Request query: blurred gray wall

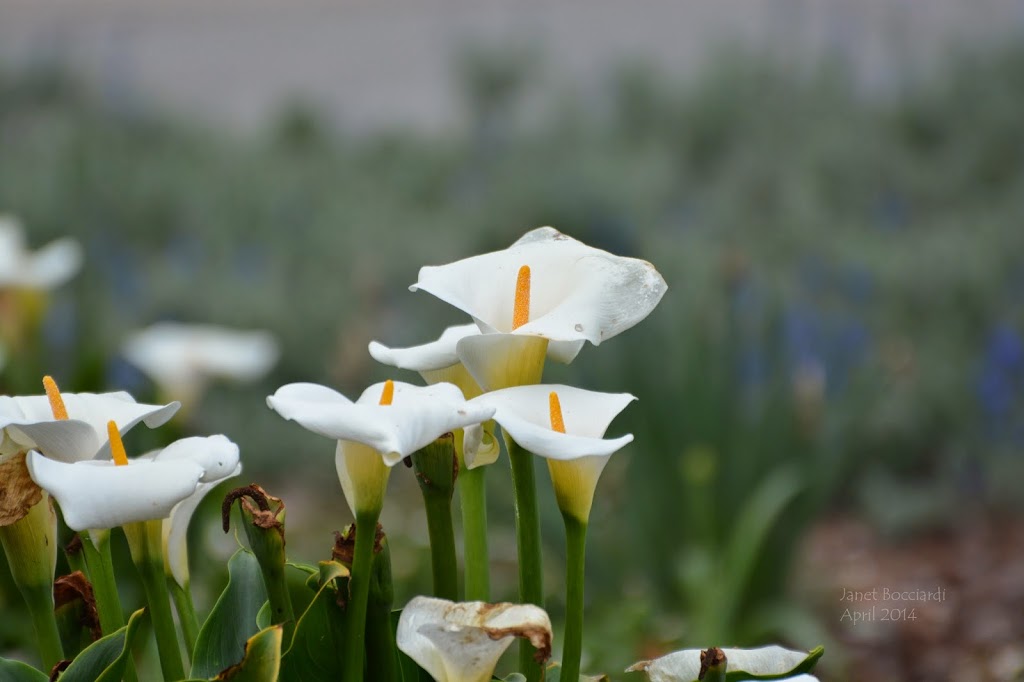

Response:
(1, 0), (1023, 131)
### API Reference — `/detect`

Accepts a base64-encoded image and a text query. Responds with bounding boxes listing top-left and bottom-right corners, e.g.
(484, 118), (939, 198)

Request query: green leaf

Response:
(191, 549), (269, 679)
(212, 625), (284, 682)
(278, 560), (349, 682)
(0, 657), (47, 682)
(59, 608), (147, 682)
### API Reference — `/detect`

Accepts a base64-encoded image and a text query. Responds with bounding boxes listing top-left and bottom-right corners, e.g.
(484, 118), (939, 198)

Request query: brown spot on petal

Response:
(54, 571), (102, 642)
(0, 452), (43, 527)
(698, 647), (726, 680)
(485, 624), (552, 664)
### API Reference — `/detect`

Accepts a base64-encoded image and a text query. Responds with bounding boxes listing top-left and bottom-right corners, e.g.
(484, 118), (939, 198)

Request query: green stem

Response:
(24, 584), (64, 672)
(65, 535), (90, 578)
(342, 510), (380, 682)
(423, 492), (459, 601)
(560, 515), (588, 682)
(366, 535), (398, 682)
(458, 465), (490, 601)
(80, 531), (125, 634)
(126, 522), (185, 682)
(81, 531), (138, 682)
(169, 580), (200, 661)
(503, 432), (544, 682)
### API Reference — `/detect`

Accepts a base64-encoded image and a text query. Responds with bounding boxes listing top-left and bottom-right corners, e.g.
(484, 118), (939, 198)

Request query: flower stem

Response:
(366, 534), (399, 682)
(422, 492), (459, 601)
(169, 580), (200, 661)
(413, 436), (460, 601)
(23, 583), (64, 672)
(80, 531), (137, 682)
(560, 514), (589, 682)
(503, 432), (544, 682)
(80, 531), (125, 634)
(458, 465), (490, 601)
(342, 510), (380, 682)
(125, 521), (185, 682)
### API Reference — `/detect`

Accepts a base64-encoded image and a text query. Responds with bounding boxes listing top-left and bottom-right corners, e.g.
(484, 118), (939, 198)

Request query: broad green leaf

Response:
(191, 549), (269, 679)
(59, 608), (147, 682)
(212, 625), (283, 682)
(278, 560), (349, 682)
(0, 658), (47, 682)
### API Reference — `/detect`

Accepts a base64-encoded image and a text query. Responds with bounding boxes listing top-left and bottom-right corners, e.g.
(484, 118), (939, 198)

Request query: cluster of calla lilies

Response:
(0, 226), (824, 682)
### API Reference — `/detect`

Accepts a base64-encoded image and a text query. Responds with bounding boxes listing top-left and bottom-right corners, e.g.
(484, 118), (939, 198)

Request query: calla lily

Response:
(0, 215), (83, 290)
(397, 596), (552, 682)
(267, 380), (494, 515)
(160, 457), (243, 590)
(122, 322), (279, 409)
(469, 384), (635, 521)
(0, 389), (179, 463)
(26, 435), (240, 532)
(411, 227), (667, 390)
(625, 645), (824, 682)
(369, 324), (500, 468)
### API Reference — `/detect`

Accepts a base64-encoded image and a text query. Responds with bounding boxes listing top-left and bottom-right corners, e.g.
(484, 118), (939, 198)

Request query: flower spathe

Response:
(368, 324), (501, 468)
(26, 435), (240, 532)
(469, 384), (635, 521)
(396, 596), (552, 682)
(267, 381), (494, 514)
(0, 390), (179, 463)
(625, 645), (824, 682)
(411, 227), (667, 361)
(0, 215), (83, 290)
(122, 322), (279, 407)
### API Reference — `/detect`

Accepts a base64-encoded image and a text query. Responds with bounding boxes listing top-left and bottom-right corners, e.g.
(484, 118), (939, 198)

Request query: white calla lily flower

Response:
(410, 227), (667, 389)
(26, 435), (239, 532)
(123, 322), (279, 408)
(470, 384), (635, 521)
(267, 380), (494, 515)
(626, 645), (824, 682)
(368, 324), (502, 468)
(0, 388), (179, 463)
(0, 216), (83, 290)
(147, 437), (242, 589)
(397, 596), (552, 682)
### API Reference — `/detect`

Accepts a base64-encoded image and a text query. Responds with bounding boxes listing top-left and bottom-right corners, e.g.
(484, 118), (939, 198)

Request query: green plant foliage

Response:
(211, 625), (283, 682)
(58, 608), (147, 682)
(278, 561), (349, 682)
(0, 657), (47, 681)
(191, 550), (269, 679)
(391, 609), (430, 682)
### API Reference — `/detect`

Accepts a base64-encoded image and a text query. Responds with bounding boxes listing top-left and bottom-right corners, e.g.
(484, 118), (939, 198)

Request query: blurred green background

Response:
(2, 8), (1024, 679)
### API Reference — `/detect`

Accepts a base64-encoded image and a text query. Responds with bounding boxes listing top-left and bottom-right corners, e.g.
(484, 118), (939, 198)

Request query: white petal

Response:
(625, 645), (820, 682)
(27, 452), (203, 531)
(23, 238), (84, 289)
(460, 424), (500, 470)
(123, 323), (279, 390)
(165, 462), (242, 589)
(0, 392), (180, 463)
(397, 596), (552, 682)
(497, 411), (633, 461)
(269, 381), (494, 465)
(412, 227), (667, 345)
(472, 384), (636, 439)
(369, 324), (480, 372)
(152, 435), (240, 483)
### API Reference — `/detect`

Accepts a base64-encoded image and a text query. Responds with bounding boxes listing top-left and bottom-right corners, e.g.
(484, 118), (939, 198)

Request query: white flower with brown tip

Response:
(397, 596), (552, 682)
